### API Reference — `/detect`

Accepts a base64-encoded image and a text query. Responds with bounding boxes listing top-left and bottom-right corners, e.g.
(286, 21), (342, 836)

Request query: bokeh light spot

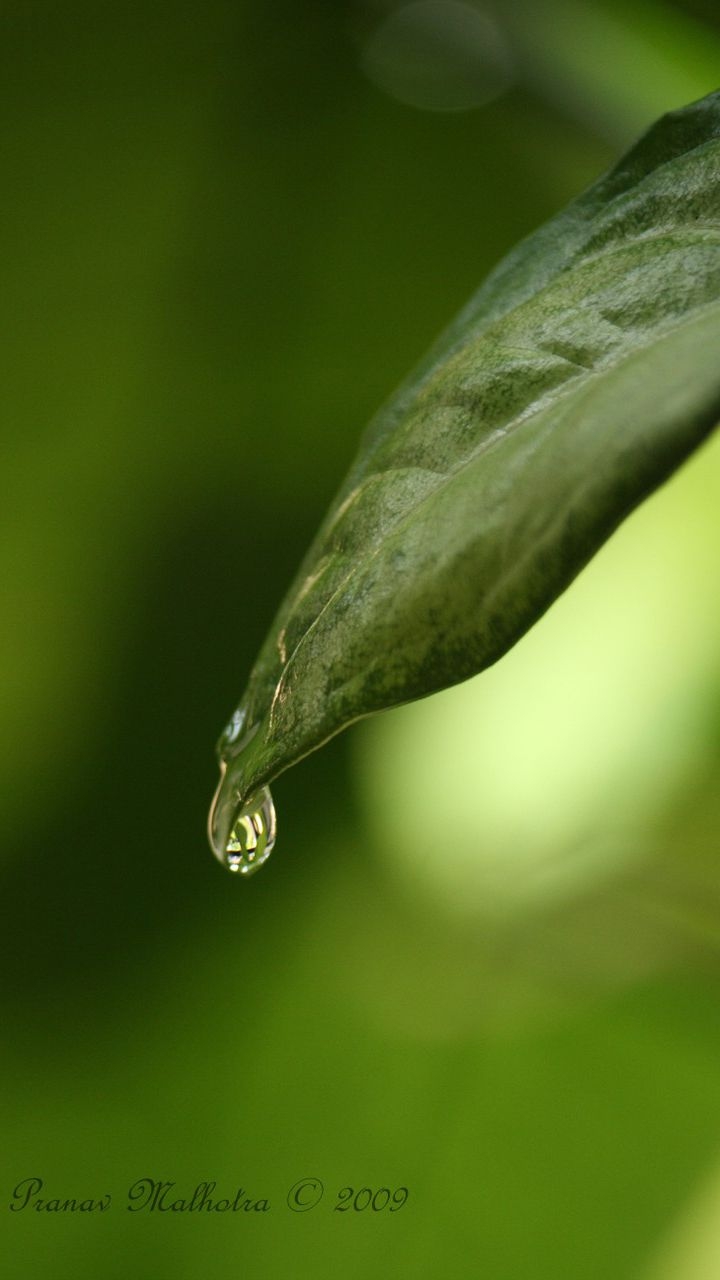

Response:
(359, 1), (515, 113)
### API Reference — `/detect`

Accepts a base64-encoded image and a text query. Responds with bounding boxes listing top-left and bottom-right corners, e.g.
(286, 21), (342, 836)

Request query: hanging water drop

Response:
(211, 784), (276, 877)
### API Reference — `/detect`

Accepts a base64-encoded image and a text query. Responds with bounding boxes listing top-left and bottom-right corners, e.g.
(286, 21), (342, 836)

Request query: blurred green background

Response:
(2, 1), (720, 1276)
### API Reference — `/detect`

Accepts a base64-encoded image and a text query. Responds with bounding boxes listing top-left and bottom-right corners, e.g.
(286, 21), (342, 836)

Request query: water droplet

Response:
(218, 786), (276, 877)
(220, 707), (246, 751)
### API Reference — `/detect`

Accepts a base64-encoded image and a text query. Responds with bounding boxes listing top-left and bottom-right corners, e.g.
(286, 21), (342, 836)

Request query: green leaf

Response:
(209, 91), (720, 859)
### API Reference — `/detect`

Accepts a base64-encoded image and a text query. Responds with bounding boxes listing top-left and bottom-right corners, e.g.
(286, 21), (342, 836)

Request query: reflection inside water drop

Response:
(220, 786), (276, 877)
